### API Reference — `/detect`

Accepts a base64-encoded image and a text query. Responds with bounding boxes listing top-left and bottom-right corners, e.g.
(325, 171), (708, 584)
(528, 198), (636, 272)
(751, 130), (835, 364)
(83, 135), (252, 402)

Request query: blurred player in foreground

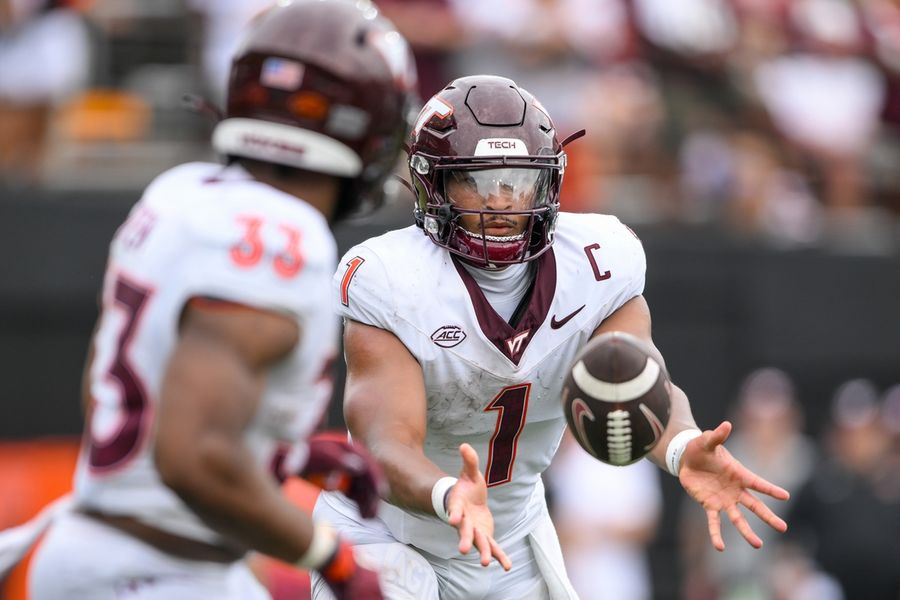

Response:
(21, 1), (416, 598)
(313, 75), (790, 599)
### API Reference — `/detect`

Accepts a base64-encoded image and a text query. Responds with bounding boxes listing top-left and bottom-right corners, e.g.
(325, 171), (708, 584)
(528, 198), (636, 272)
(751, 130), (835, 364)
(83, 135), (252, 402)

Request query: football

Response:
(561, 331), (671, 465)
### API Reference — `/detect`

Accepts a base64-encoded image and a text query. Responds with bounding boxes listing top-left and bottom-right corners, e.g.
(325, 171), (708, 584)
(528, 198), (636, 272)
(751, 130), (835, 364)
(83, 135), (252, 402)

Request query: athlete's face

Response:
(445, 168), (548, 238)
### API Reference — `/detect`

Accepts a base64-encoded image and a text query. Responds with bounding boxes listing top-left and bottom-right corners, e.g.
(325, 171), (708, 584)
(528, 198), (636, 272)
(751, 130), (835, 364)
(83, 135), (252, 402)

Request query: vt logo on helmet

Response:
(408, 76), (574, 269)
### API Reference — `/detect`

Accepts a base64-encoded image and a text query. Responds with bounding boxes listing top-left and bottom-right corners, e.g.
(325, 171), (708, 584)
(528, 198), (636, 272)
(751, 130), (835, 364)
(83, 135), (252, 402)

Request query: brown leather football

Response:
(561, 332), (671, 465)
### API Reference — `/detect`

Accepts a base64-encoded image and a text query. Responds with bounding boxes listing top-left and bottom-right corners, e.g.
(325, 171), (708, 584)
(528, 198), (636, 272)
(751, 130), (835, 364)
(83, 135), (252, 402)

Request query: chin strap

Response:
(559, 129), (586, 147)
(391, 173), (416, 198)
(182, 94), (223, 123)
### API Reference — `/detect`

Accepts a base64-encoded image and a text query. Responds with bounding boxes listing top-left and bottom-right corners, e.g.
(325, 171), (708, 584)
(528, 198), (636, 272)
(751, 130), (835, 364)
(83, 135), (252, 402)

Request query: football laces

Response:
(606, 409), (634, 465)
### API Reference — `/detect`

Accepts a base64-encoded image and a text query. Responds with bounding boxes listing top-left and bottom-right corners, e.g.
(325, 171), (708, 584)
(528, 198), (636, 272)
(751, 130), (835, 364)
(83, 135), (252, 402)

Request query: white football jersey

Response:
(74, 162), (338, 545)
(333, 212), (646, 557)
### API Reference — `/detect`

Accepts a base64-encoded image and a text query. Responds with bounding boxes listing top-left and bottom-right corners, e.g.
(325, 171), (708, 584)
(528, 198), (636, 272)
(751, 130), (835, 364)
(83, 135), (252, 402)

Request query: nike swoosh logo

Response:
(550, 305), (586, 329)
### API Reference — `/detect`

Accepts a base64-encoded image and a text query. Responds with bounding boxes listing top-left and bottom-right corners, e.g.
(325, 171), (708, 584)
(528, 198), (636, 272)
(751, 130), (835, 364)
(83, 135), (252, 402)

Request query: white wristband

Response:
(296, 522), (338, 570)
(666, 429), (702, 477)
(431, 476), (458, 523)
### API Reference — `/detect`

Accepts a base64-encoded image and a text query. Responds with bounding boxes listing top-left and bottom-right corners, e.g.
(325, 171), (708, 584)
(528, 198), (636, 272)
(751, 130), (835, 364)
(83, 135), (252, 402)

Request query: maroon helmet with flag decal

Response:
(408, 75), (577, 269)
(213, 0), (418, 221)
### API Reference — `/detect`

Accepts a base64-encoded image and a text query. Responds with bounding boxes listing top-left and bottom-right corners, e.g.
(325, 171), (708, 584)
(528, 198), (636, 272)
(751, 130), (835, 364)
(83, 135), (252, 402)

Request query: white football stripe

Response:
(572, 357), (661, 402)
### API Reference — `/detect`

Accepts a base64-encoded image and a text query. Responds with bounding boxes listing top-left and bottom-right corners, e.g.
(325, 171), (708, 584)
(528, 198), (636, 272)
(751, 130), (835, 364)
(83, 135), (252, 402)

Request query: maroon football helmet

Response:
(409, 75), (567, 268)
(213, 0), (417, 220)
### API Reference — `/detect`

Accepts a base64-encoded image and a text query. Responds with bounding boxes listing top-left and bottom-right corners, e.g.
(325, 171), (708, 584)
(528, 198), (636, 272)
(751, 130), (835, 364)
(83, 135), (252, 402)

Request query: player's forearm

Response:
(159, 430), (317, 562)
(363, 433), (447, 514)
(344, 363), (442, 515)
(647, 383), (698, 471)
(156, 338), (316, 563)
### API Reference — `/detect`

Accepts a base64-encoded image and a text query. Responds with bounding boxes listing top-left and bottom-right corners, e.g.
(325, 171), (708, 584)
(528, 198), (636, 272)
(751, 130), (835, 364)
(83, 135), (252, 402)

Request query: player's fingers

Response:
(473, 528), (492, 567)
(740, 491), (787, 533)
(727, 504), (762, 549)
(456, 514), (474, 555)
(458, 444), (481, 481)
(742, 470), (790, 501)
(706, 509), (725, 552)
(703, 421), (732, 451)
(489, 537), (512, 571)
(447, 494), (464, 527)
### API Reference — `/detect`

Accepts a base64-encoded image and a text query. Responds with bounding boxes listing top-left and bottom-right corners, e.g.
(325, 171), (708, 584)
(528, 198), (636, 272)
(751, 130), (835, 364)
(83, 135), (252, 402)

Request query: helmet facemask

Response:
(412, 153), (563, 269)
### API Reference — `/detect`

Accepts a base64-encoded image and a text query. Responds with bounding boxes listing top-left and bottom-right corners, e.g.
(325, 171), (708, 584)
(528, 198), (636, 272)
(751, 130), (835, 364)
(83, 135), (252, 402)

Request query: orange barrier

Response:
(56, 89), (151, 143)
(0, 440), (321, 600)
(0, 438), (80, 600)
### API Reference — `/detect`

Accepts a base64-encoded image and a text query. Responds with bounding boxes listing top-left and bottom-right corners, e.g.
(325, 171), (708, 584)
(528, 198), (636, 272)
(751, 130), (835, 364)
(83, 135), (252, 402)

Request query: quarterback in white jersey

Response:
(25, 2), (417, 599)
(313, 76), (791, 600)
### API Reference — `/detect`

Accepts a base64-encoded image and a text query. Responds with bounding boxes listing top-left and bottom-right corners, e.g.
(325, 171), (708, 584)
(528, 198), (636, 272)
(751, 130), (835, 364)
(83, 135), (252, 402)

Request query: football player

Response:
(26, 1), (416, 598)
(314, 75), (790, 599)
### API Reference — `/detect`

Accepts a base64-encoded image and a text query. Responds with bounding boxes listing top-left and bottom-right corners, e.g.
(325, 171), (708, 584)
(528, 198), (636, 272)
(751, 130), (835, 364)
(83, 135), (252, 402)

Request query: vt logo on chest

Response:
(505, 330), (531, 356)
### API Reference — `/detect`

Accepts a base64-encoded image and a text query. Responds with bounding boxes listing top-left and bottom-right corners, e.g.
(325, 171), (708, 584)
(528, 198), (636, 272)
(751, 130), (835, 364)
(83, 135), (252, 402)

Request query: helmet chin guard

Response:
(454, 229), (528, 265)
(443, 206), (554, 269)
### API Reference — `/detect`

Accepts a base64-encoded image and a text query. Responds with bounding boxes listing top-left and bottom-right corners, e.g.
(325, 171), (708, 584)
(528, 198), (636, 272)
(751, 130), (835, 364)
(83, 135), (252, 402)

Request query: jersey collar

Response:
(452, 248), (556, 365)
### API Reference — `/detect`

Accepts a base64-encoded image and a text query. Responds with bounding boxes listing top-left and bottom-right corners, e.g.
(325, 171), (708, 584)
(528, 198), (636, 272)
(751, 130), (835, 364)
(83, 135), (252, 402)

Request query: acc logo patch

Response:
(431, 326), (467, 348)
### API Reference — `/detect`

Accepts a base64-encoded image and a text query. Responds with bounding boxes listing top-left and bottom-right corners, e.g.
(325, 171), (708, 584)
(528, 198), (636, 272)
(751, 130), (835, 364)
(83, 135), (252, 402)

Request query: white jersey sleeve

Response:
(137, 163), (332, 320)
(551, 212), (646, 334)
(332, 245), (398, 331)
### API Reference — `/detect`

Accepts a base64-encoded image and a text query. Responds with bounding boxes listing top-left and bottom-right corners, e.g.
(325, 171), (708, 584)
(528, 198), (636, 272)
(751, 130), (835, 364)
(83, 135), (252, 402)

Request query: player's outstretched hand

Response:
(446, 443), (512, 571)
(300, 431), (386, 519)
(679, 421), (790, 552)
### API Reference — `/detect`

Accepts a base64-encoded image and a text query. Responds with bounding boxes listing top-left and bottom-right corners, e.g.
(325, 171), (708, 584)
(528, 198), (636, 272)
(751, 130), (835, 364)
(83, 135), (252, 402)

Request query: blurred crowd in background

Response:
(2, 1), (900, 599)
(4, 0), (900, 253)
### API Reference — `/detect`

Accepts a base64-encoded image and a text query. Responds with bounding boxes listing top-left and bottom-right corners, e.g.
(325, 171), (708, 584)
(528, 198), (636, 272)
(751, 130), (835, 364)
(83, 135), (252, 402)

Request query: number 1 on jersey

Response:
(340, 256), (365, 307)
(484, 383), (531, 487)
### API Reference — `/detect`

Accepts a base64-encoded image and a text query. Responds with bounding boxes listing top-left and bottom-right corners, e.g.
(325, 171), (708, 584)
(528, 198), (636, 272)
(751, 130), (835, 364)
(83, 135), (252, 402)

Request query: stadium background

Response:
(2, 1), (899, 598)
